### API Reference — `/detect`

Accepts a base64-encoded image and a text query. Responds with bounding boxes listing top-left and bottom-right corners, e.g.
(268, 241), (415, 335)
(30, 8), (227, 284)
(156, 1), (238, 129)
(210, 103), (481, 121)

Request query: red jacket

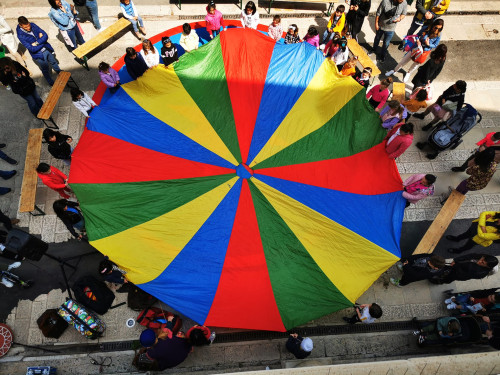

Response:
(385, 124), (413, 159)
(37, 166), (67, 190)
(477, 132), (500, 148)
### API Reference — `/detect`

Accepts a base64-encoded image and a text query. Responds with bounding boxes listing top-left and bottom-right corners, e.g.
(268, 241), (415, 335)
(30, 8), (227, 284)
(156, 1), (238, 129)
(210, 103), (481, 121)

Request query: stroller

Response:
(416, 104), (482, 159)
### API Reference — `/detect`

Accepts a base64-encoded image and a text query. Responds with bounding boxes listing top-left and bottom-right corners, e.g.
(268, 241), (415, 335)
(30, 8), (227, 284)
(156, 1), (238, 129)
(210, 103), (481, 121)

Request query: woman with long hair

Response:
(47, 0), (85, 50)
(386, 19), (444, 82)
(139, 39), (159, 68)
(53, 199), (86, 240)
(411, 43), (447, 90)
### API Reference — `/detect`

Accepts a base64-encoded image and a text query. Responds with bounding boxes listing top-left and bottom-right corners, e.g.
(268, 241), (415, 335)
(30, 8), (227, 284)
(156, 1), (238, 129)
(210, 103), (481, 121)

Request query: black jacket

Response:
(47, 133), (72, 160)
(411, 58), (445, 88)
(346, 0), (371, 35)
(286, 336), (311, 359)
(125, 54), (148, 80)
(445, 254), (494, 283)
(56, 201), (83, 238)
(160, 45), (178, 66)
(0, 61), (35, 96)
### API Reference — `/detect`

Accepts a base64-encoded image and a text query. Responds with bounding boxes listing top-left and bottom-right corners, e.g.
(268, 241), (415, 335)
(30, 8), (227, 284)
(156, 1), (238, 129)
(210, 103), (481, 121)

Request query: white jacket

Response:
(240, 11), (259, 29)
(0, 15), (19, 52)
(331, 47), (349, 66)
(73, 92), (97, 117)
(140, 46), (159, 68)
(179, 32), (199, 52)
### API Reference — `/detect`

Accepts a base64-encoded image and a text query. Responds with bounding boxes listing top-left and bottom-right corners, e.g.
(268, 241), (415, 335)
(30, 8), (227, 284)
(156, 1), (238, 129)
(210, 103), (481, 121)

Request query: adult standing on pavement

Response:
(454, 147), (497, 196)
(345, 0), (371, 41)
(369, 0), (407, 63)
(446, 211), (500, 254)
(386, 19), (443, 82)
(48, 0), (85, 51)
(398, 0), (450, 50)
(0, 56), (44, 117)
(451, 132), (500, 173)
(16, 17), (62, 86)
(0, 15), (26, 67)
(410, 43), (446, 90)
(76, 0), (101, 30)
(436, 253), (498, 284)
(402, 173), (436, 207)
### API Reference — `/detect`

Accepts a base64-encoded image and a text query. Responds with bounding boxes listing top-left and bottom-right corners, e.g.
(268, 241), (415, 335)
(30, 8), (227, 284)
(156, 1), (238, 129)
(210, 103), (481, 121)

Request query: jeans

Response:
(66, 25), (85, 51)
(0, 187), (11, 195)
(86, 0), (101, 30)
(211, 28), (220, 38)
(373, 29), (394, 59)
(73, 217), (85, 231)
(33, 50), (61, 86)
(0, 170), (15, 179)
(405, 16), (424, 37)
(129, 16), (144, 33)
(21, 87), (44, 116)
(0, 150), (16, 164)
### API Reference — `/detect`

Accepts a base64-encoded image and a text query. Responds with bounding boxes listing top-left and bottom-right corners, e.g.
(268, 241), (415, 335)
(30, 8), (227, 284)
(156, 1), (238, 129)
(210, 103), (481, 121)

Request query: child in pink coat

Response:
(303, 26), (320, 49)
(402, 173), (436, 207)
(385, 122), (414, 159)
(205, 1), (225, 39)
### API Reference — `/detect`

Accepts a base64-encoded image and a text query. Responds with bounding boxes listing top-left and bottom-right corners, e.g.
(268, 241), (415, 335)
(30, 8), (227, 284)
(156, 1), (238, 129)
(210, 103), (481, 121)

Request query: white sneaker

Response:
(1, 278), (14, 288)
(403, 73), (410, 83)
(7, 262), (21, 271)
(385, 70), (394, 77)
(319, 44), (325, 50)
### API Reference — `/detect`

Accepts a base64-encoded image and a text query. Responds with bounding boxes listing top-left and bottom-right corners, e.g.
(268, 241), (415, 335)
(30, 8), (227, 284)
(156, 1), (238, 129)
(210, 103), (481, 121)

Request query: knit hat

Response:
(140, 329), (156, 347)
(300, 337), (313, 352)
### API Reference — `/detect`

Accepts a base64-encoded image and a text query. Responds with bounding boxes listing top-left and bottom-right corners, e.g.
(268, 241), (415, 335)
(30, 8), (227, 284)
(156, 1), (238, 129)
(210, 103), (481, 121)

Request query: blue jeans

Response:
(33, 50), (61, 86)
(21, 87), (44, 116)
(73, 217), (85, 231)
(373, 29), (395, 59)
(322, 29), (334, 44)
(128, 16), (144, 33)
(211, 28), (220, 38)
(405, 16), (424, 37)
(66, 25), (85, 51)
(0, 187), (10, 195)
(86, 0), (101, 30)
(0, 150), (16, 164)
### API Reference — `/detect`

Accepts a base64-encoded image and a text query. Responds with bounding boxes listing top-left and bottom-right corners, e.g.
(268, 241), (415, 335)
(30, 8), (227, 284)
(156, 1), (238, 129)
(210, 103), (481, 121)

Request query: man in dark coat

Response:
(286, 333), (313, 359)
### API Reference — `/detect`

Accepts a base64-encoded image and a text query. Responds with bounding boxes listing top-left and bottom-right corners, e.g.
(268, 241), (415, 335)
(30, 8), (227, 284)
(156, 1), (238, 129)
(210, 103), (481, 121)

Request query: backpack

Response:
(72, 275), (115, 315)
(137, 307), (182, 334)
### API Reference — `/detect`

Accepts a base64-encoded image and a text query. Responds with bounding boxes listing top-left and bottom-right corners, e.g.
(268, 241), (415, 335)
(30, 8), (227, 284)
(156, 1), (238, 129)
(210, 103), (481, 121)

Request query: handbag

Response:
(411, 49), (431, 64)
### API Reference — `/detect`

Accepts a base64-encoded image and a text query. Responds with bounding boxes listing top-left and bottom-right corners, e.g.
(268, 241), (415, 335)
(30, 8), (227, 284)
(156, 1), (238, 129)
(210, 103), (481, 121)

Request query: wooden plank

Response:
(347, 39), (381, 76)
(73, 18), (131, 59)
(413, 190), (466, 255)
(37, 71), (71, 120)
(19, 128), (44, 213)
(392, 82), (406, 103)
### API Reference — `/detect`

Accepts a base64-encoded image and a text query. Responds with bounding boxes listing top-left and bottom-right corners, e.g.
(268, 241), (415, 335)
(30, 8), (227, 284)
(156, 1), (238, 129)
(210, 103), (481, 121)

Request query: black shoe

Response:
(446, 235), (460, 242)
(398, 42), (404, 51)
(413, 113), (425, 119)
(342, 317), (351, 323)
(451, 167), (465, 172)
(421, 124), (432, 131)
(0, 188), (12, 195)
(0, 144), (5, 148)
(416, 142), (425, 150)
(4, 157), (18, 165)
(366, 47), (375, 55)
(377, 55), (386, 62)
(426, 153), (438, 160)
(2, 170), (16, 180)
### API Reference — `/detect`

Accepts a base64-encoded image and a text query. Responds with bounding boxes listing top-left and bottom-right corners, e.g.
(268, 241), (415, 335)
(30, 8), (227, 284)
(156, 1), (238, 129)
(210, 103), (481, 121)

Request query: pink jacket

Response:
(385, 124), (413, 159)
(402, 174), (435, 203)
(303, 34), (319, 48)
(205, 10), (223, 35)
(366, 85), (390, 110)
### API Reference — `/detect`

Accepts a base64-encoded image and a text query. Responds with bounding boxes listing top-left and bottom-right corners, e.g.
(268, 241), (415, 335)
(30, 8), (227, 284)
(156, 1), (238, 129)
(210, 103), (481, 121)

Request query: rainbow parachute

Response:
(70, 26), (405, 331)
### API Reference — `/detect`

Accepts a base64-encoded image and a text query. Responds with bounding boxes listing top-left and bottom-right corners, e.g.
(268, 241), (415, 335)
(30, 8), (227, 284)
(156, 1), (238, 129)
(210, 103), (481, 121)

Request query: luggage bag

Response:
(57, 299), (105, 339)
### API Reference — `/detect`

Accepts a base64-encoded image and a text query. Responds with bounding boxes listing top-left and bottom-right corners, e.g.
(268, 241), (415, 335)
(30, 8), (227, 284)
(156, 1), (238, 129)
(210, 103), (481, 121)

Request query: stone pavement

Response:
(0, 2), (500, 373)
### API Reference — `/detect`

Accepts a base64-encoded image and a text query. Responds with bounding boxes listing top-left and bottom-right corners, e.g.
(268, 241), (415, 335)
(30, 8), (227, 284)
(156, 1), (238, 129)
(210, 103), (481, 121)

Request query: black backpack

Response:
(72, 275), (115, 315)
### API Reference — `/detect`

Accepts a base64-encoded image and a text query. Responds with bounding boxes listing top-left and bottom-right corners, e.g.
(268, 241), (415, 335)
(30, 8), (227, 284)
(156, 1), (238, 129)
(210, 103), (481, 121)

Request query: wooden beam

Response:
(347, 39), (381, 76)
(37, 71), (71, 120)
(392, 82), (406, 103)
(413, 190), (466, 254)
(19, 128), (44, 213)
(73, 18), (131, 59)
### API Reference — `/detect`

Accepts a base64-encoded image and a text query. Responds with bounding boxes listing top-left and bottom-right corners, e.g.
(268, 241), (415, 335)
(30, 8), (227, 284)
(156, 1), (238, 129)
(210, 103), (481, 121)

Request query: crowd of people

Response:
(0, 0), (499, 367)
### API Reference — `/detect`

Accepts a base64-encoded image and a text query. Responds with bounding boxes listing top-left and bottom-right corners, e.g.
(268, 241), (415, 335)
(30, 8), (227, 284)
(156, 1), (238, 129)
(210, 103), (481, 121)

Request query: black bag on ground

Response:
(127, 285), (157, 311)
(72, 275), (115, 315)
(37, 309), (68, 338)
(6, 228), (48, 261)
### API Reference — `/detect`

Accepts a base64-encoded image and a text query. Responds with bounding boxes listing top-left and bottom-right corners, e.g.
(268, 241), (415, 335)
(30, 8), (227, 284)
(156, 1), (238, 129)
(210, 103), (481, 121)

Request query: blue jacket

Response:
(48, 0), (77, 31)
(16, 23), (54, 60)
